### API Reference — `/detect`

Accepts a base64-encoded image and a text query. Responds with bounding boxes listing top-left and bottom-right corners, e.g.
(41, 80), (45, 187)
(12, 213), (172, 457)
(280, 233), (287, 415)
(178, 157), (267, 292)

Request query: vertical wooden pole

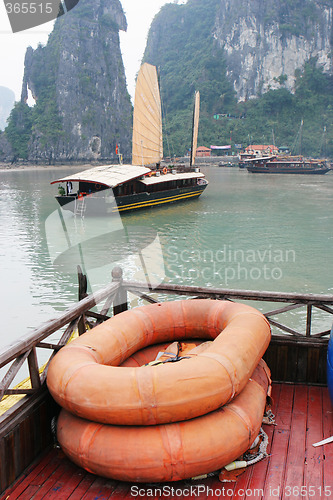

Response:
(77, 265), (87, 335)
(306, 304), (312, 337)
(77, 265), (88, 301)
(112, 267), (128, 316)
(77, 316), (86, 336)
(27, 348), (41, 389)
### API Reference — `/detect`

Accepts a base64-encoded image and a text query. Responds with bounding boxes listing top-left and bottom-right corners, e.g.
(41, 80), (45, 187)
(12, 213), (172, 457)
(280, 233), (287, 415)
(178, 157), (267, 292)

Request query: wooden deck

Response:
(2, 383), (332, 500)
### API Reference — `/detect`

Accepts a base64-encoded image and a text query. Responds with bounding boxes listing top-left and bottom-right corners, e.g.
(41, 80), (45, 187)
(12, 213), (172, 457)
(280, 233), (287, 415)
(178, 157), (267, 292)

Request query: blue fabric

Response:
(328, 326), (333, 405)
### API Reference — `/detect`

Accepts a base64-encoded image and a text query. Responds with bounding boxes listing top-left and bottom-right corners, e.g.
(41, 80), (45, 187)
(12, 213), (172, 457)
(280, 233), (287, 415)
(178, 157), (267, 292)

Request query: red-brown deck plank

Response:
(67, 473), (96, 499)
(1, 448), (55, 499)
(38, 462), (84, 499)
(263, 426), (289, 497)
(244, 383), (282, 499)
(282, 384), (307, 499)
(263, 384), (294, 498)
(2, 384), (333, 500)
(323, 386), (333, 492)
(230, 467), (252, 500)
(16, 452), (66, 499)
(23, 460), (75, 500)
(78, 476), (118, 499)
(304, 386), (324, 492)
(104, 481), (131, 499)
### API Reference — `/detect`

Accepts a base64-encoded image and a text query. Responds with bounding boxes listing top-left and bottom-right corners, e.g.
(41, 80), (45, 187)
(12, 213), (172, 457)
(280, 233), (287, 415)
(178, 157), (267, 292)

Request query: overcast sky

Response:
(0, 0), (184, 102)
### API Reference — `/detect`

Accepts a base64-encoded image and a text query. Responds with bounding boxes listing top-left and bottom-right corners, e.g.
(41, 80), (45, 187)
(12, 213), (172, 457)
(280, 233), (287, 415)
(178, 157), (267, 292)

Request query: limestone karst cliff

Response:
(143, 0), (333, 156)
(145, 0), (332, 103)
(0, 131), (13, 161)
(4, 0), (333, 162)
(18, 0), (132, 163)
(215, 0), (333, 101)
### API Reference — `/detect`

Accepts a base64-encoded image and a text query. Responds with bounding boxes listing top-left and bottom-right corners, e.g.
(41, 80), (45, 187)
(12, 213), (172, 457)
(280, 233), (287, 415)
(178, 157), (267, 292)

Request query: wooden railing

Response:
(1, 266), (333, 407)
(123, 279), (333, 342)
(0, 267), (122, 403)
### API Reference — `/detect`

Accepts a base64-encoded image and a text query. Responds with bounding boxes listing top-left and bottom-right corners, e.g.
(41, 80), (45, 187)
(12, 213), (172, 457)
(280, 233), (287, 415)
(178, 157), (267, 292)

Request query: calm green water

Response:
(1, 166), (333, 352)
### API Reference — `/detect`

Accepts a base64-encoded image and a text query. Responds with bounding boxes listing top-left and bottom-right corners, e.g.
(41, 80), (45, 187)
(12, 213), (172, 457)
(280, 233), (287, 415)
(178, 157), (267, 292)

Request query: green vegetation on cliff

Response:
(5, 0), (131, 163)
(5, 37), (63, 161)
(209, 59), (333, 158)
(144, 1), (333, 158)
(144, 0), (237, 156)
(28, 38), (64, 151)
(4, 0), (332, 161)
(5, 102), (33, 160)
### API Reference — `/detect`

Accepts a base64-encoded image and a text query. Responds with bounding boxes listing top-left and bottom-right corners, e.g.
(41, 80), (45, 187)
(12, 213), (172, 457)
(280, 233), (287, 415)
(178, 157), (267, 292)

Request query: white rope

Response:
(244, 428), (269, 466)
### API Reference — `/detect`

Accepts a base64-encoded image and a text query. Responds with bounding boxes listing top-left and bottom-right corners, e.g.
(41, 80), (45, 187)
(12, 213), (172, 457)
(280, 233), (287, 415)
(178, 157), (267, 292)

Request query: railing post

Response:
(77, 265), (88, 335)
(112, 267), (128, 316)
(306, 304), (312, 337)
(28, 348), (41, 389)
(77, 265), (88, 301)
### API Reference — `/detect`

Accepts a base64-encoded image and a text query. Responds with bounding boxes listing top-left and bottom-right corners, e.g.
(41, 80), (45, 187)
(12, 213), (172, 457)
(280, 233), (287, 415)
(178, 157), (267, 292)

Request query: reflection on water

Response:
(0, 166), (333, 351)
(45, 199), (166, 300)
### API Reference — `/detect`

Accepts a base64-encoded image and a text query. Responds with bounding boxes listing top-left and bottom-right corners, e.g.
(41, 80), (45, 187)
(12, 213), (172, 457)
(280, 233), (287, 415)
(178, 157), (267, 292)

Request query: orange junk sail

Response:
(190, 91), (200, 167)
(47, 299), (271, 426)
(132, 63), (163, 166)
(56, 360), (271, 483)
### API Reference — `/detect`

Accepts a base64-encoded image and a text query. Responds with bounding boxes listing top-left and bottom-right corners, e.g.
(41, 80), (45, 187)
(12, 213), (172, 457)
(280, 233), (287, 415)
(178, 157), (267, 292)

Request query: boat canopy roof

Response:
(51, 165), (151, 188)
(140, 171), (205, 185)
(244, 155), (276, 163)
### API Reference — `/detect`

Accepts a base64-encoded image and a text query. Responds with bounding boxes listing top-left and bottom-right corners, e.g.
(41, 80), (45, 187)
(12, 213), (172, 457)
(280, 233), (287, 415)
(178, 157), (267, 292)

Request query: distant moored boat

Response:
(245, 155), (330, 174)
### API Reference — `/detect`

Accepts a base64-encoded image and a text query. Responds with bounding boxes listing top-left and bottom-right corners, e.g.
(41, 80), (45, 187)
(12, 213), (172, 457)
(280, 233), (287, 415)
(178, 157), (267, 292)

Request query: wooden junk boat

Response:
(1, 268), (333, 498)
(51, 64), (208, 216)
(245, 155), (331, 175)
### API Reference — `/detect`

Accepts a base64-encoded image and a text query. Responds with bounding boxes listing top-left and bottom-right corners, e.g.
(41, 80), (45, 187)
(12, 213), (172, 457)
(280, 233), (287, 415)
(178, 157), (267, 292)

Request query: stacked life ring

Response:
(47, 299), (272, 482)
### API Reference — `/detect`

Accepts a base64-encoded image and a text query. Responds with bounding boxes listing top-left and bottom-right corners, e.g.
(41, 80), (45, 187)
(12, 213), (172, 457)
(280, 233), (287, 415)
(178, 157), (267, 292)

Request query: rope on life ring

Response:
(163, 167), (168, 175)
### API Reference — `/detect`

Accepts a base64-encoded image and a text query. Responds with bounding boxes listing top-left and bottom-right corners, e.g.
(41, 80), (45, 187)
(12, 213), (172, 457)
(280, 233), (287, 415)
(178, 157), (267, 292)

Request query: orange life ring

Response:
(56, 357), (271, 482)
(47, 300), (271, 426)
(163, 167), (168, 174)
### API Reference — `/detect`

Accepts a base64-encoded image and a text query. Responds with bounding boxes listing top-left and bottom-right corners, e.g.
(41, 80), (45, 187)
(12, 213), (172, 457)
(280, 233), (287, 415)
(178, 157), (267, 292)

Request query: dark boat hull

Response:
(56, 184), (207, 215)
(247, 166), (330, 174)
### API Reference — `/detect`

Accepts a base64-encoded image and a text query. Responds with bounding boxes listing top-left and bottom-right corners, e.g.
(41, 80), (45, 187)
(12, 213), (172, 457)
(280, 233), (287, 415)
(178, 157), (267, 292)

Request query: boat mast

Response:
(319, 126), (327, 157)
(291, 119), (303, 156)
